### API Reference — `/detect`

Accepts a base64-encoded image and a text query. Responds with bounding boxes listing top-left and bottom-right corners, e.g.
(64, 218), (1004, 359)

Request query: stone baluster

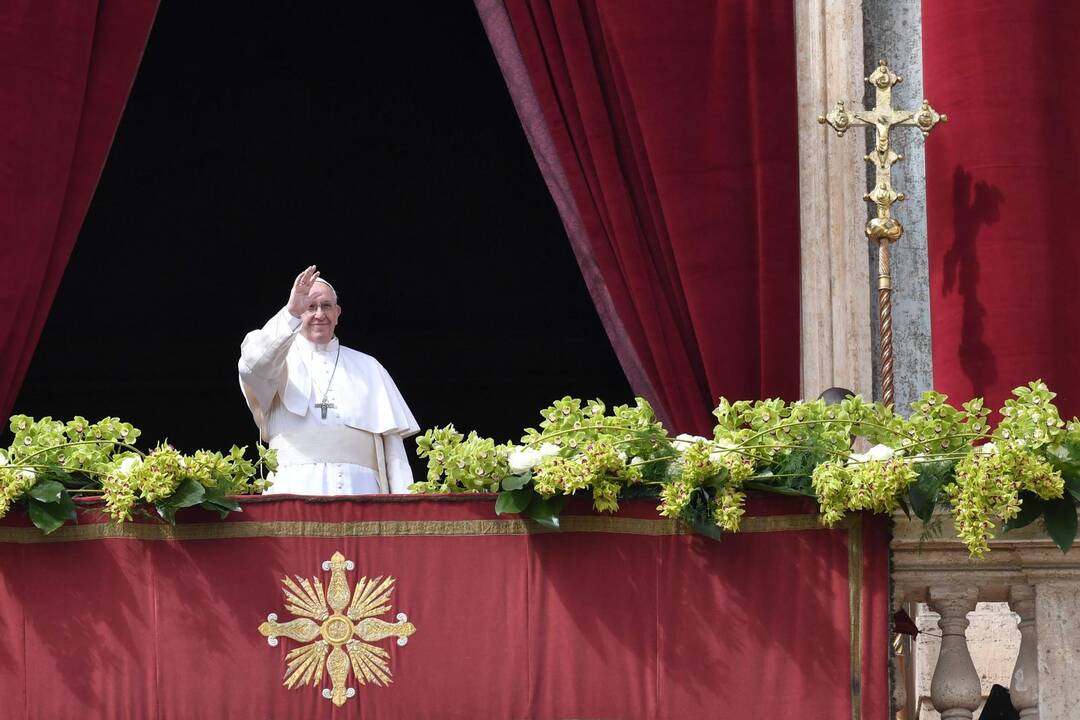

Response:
(928, 587), (982, 719)
(1009, 585), (1039, 719)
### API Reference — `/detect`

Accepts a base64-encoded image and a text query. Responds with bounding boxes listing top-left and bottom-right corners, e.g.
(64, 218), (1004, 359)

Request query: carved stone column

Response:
(1009, 585), (1039, 719)
(1030, 579), (1080, 720)
(794, 0), (872, 401)
(928, 587), (981, 719)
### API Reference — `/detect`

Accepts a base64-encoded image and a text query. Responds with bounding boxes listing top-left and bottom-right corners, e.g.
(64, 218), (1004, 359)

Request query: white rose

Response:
(538, 443), (561, 458)
(17, 468), (35, 481)
(866, 444), (895, 462)
(709, 439), (737, 464)
(507, 447), (542, 474)
(846, 452), (869, 466)
(118, 456), (142, 476)
(0, 450), (7, 466)
(672, 433), (709, 452)
(630, 456), (645, 468)
(979, 441), (997, 456)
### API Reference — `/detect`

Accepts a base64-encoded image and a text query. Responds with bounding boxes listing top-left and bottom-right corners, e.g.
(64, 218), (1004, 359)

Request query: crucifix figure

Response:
(315, 398), (336, 419)
(818, 59), (947, 408)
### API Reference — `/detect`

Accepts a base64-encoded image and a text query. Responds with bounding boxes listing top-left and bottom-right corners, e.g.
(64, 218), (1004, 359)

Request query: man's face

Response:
(301, 283), (341, 344)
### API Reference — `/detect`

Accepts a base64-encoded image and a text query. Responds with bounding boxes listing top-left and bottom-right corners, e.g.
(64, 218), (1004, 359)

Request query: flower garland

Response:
(412, 382), (1080, 557)
(0, 415), (277, 534)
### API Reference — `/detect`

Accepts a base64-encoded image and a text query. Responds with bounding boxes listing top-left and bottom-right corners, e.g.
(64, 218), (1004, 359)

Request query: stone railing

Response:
(891, 511), (1080, 720)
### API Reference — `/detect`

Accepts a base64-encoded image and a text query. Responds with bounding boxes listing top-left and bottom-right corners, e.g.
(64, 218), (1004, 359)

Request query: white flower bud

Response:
(866, 444), (895, 462)
(507, 447), (543, 474)
(672, 433), (708, 452)
(538, 443), (561, 458)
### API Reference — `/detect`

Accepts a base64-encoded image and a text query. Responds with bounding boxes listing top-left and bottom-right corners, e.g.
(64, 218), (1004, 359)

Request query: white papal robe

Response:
(238, 307), (419, 495)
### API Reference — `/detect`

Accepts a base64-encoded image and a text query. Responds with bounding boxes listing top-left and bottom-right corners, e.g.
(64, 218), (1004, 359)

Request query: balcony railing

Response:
(891, 510), (1080, 720)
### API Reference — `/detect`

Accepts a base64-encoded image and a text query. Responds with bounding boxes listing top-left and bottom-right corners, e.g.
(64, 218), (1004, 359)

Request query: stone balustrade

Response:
(891, 511), (1080, 720)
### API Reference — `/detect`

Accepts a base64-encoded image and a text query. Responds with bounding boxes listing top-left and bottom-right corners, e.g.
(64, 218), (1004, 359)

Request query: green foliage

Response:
(413, 381), (1080, 558)
(414, 397), (671, 524)
(0, 415), (276, 534)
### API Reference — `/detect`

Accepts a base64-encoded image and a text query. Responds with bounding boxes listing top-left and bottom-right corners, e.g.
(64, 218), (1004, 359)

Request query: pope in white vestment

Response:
(238, 266), (419, 495)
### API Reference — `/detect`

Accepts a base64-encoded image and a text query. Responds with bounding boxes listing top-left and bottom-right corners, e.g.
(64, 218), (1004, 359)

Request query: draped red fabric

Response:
(923, 2), (1080, 417)
(0, 496), (888, 719)
(476, 1), (802, 435)
(0, 0), (159, 422)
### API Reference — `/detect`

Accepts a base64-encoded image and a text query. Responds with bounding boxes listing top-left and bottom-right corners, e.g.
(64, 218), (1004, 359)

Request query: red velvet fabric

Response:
(0, 497), (887, 719)
(0, 0), (159, 421)
(923, 2), (1080, 416)
(481, 1), (802, 435)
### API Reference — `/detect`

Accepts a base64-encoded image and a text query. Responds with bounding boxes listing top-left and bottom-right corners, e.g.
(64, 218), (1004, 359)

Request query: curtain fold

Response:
(924, 1), (1080, 417)
(0, 0), (159, 422)
(476, 0), (802, 435)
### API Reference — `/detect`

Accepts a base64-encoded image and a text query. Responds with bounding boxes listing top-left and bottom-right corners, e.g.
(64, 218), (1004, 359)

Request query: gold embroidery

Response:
(259, 552), (415, 706)
(846, 514), (864, 720)
(0, 512), (831, 543)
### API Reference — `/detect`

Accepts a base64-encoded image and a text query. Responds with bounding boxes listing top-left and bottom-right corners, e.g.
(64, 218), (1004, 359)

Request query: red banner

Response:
(0, 496), (887, 719)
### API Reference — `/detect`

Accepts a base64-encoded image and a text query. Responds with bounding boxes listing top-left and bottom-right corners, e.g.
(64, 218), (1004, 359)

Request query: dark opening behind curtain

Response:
(0, 0), (160, 421)
(476, 0), (802, 435)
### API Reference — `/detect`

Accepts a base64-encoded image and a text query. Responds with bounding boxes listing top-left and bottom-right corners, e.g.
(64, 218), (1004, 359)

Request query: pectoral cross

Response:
(818, 59), (947, 408)
(315, 399), (335, 419)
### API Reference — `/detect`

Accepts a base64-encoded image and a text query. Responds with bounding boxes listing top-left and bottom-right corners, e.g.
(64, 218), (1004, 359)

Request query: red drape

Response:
(0, 496), (888, 719)
(476, 0), (802, 435)
(0, 0), (159, 421)
(924, 2), (1080, 417)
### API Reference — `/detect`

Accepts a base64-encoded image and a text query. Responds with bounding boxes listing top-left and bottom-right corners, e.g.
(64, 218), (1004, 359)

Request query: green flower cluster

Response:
(0, 415), (276, 533)
(415, 381), (1079, 557)
(931, 382), (1068, 556)
(532, 438), (642, 512)
(0, 465), (36, 519)
(812, 459), (918, 527)
(945, 447), (1063, 557)
(414, 398), (670, 517)
(413, 426), (512, 493)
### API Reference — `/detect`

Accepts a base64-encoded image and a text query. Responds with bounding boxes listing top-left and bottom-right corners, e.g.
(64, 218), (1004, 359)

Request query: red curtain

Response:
(0, 496), (889, 719)
(0, 0), (159, 421)
(924, 2), (1080, 416)
(476, 0), (802, 435)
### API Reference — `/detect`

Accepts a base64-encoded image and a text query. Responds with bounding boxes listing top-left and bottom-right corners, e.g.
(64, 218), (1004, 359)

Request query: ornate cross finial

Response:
(818, 59), (947, 408)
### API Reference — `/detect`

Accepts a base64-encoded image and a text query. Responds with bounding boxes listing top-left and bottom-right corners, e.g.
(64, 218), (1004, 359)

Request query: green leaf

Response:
(1043, 498), (1078, 553)
(525, 494), (570, 529)
(27, 493), (76, 535)
(201, 496), (241, 513)
(28, 479), (65, 504)
(500, 472), (530, 492)
(1003, 493), (1045, 532)
(1064, 474), (1080, 505)
(745, 479), (816, 498)
(164, 478), (206, 508)
(907, 483), (936, 524)
(908, 460), (955, 523)
(495, 487), (533, 515)
(157, 504), (177, 525)
(690, 517), (725, 542)
(199, 501), (231, 519)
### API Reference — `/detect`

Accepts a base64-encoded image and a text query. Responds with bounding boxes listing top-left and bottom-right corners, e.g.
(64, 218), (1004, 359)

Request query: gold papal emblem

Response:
(258, 552), (416, 706)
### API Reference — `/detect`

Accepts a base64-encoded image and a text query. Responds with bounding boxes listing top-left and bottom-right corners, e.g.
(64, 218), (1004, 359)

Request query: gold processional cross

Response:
(818, 59), (947, 408)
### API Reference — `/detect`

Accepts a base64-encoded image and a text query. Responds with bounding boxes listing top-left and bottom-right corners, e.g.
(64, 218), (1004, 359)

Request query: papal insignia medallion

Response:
(258, 552), (416, 706)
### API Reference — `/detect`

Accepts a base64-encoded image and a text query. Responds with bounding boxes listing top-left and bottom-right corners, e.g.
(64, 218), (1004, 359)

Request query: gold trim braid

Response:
(0, 513), (830, 544)
(847, 513), (864, 720)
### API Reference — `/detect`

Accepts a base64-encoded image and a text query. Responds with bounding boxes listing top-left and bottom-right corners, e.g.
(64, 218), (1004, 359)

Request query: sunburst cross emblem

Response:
(258, 551), (416, 706)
